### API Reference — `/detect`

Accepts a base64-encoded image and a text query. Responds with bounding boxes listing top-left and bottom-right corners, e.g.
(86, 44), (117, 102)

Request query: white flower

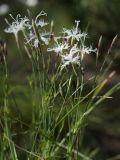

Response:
(63, 20), (87, 41)
(61, 44), (80, 69)
(25, 11), (48, 29)
(35, 11), (48, 28)
(79, 45), (97, 54)
(0, 4), (9, 16)
(47, 42), (69, 55)
(4, 14), (29, 37)
(35, 19), (48, 28)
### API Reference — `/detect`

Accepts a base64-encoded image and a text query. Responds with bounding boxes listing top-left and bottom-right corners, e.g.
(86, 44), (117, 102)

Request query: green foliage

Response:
(0, 8), (120, 160)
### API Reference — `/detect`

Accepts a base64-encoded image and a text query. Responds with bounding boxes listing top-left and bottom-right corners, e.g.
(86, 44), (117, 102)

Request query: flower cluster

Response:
(4, 11), (96, 70)
(48, 20), (96, 69)
(4, 11), (50, 45)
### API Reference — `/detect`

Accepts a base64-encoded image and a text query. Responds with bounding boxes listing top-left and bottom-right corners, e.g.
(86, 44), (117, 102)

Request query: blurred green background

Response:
(1, 0), (120, 159)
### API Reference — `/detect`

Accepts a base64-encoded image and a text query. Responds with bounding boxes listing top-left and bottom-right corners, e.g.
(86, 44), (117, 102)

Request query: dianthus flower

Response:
(47, 42), (69, 55)
(4, 14), (29, 37)
(61, 44), (80, 69)
(63, 20), (87, 41)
